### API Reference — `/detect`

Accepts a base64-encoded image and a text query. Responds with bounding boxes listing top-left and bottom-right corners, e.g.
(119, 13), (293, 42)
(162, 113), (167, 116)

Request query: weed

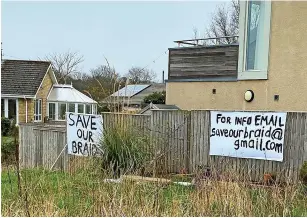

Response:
(1, 167), (307, 217)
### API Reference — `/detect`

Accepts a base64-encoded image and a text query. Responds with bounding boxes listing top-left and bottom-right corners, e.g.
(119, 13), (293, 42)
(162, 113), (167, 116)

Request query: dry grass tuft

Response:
(1, 164), (307, 217)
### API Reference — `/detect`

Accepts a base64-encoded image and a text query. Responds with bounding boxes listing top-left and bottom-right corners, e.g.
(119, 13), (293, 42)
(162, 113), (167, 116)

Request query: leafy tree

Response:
(143, 91), (166, 104)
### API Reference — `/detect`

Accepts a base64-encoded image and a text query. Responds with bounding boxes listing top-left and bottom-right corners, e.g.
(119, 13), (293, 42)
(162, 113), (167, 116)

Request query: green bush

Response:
(1, 117), (11, 136)
(143, 91), (166, 104)
(299, 161), (307, 184)
(1, 137), (15, 164)
(100, 126), (150, 177)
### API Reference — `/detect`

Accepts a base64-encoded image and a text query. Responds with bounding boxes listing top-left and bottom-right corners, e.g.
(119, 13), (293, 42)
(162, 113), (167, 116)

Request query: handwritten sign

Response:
(66, 113), (103, 156)
(210, 111), (287, 162)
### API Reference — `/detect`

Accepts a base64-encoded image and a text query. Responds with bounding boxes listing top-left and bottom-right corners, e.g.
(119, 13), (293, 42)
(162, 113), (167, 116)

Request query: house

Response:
(166, 1), (307, 112)
(138, 102), (179, 115)
(1, 59), (97, 124)
(103, 83), (166, 110)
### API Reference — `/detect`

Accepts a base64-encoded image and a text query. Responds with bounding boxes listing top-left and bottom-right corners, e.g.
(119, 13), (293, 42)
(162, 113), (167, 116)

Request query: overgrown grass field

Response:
(2, 167), (307, 217)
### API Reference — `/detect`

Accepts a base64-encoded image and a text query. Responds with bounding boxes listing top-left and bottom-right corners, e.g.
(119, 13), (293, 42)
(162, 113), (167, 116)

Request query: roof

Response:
(152, 104), (180, 110)
(1, 59), (52, 96)
(139, 103), (180, 114)
(103, 83), (166, 105)
(47, 84), (97, 104)
(110, 84), (150, 97)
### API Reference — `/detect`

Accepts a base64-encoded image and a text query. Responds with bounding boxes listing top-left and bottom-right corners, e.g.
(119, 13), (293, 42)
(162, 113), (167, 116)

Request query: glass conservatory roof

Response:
(110, 84), (150, 97)
(47, 84), (97, 104)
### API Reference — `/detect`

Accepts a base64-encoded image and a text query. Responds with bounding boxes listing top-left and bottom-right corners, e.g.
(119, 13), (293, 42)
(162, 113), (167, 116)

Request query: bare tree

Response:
(125, 67), (156, 84)
(45, 50), (84, 84)
(230, 0), (240, 34)
(193, 26), (199, 40)
(204, 0), (239, 45)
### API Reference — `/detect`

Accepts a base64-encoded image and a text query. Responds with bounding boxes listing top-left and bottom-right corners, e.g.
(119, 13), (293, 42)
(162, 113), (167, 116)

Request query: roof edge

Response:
(2, 59), (52, 63)
(34, 64), (53, 98)
(109, 84), (151, 98)
(130, 84), (152, 98)
(1, 94), (36, 99)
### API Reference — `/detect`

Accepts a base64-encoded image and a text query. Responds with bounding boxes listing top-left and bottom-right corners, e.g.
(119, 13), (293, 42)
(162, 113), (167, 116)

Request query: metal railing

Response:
(174, 35), (239, 47)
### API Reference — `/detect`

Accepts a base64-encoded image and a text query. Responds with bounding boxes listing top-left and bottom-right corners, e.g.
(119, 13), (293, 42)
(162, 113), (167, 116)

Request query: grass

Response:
(1, 166), (307, 217)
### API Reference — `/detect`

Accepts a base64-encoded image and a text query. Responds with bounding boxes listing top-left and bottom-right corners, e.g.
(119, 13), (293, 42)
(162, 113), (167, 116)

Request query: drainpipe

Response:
(24, 96), (28, 123)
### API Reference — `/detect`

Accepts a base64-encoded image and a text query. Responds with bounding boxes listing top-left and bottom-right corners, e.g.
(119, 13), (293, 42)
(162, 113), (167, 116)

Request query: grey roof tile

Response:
(1, 59), (51, 96)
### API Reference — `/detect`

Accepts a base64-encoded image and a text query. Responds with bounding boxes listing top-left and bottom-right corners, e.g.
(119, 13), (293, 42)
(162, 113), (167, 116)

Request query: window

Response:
(1, 99), (4, 117)
(68, 103), (75, 113)
(34, 99), (42, 121)
(58, 103), (67, 120)
(8, 99), (16, 119)
(85, 104), (92, 114)
(238, 0), (271, 80)
(78, 104), (84, 114)
(93, 104), (97, 114)
(48, 103), (56, 120)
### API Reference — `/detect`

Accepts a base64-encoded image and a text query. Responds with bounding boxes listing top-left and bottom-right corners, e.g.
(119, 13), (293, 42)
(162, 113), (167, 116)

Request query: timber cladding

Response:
(168, 44), (239, 80)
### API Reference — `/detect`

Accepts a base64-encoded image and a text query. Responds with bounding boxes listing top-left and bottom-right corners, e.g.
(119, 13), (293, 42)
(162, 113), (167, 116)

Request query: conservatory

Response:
(47, 84), (97, 121)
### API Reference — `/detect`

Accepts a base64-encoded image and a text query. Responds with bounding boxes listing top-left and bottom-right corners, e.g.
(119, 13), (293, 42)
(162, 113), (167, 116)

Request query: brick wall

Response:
(18, 99), (34, 123)
(18, 68), (54, 123)
(36, 69), (54, 120)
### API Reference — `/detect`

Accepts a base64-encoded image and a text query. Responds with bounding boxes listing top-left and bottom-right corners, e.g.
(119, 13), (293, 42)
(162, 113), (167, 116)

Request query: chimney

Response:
(162, 70), (165, 83)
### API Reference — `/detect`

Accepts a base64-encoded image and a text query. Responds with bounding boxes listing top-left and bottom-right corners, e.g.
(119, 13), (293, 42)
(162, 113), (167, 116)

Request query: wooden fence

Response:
(19, 110), (307, 183)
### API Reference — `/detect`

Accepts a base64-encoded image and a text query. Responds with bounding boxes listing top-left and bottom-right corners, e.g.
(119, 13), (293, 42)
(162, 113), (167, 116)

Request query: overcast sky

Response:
(2, 1), (226, 81)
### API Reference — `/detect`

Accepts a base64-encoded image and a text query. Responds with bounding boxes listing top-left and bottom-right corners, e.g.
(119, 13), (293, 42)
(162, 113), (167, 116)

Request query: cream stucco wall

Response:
(166, 1), (307, 112)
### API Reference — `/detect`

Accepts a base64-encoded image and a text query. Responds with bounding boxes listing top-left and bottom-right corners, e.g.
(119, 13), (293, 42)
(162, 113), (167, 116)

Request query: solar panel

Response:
(111, 84), (150, 97)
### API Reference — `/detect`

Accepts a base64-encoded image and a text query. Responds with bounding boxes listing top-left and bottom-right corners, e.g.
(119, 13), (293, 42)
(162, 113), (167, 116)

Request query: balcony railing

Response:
(174, 36), (239, 47)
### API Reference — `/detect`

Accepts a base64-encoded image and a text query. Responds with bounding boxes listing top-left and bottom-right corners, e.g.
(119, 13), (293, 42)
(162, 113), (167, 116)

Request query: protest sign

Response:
(210, 111), (287, 161)
(66, 113), (103, 156)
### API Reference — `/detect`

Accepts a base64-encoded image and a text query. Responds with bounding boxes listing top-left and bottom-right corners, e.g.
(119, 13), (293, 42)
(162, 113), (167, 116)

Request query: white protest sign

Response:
(66, 113), (103, 156)
(210, 111), (287, 162)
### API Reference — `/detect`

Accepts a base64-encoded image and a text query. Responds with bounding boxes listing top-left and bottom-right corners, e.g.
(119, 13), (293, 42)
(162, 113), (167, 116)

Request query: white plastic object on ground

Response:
(173, 181), (193, 186)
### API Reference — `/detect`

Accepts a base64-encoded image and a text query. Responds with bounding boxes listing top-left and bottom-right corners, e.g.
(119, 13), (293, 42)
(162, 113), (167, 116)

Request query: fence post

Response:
(185, 111), (191, 173)
(151, 111), (157, 177)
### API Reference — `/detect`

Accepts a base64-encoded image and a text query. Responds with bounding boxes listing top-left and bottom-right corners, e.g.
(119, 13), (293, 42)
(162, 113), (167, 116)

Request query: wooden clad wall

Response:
(168, 44), (239, 80)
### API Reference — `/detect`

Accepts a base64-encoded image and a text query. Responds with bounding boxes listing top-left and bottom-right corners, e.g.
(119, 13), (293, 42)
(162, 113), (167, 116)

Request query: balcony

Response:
(168, 36), (239, 82)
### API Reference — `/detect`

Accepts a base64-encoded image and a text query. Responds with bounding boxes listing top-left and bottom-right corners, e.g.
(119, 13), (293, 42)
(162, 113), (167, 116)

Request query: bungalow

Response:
(1, 59), (97, 124)
(166, 1), (307, 112)
(103, 83), (166, 111)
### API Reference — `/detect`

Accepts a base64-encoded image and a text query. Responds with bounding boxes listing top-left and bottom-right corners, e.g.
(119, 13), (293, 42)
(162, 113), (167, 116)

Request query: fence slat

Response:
(18, 110), (307, 183)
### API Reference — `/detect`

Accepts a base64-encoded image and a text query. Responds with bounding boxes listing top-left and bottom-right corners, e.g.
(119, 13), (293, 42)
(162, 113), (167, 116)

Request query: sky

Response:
(1, 1), (226, 81)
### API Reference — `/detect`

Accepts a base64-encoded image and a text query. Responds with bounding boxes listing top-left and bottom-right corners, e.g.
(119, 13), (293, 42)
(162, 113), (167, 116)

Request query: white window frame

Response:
(92, 104), (97, 114)
(237, 0), (272, 80)
(85, 104), (92, 114)
(47, 102), (57, 120)
(34, 99), (42, 122)
(77, 103), (85, 114)
(56, 102), (67, 121)
(68, 103), (75, 113)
